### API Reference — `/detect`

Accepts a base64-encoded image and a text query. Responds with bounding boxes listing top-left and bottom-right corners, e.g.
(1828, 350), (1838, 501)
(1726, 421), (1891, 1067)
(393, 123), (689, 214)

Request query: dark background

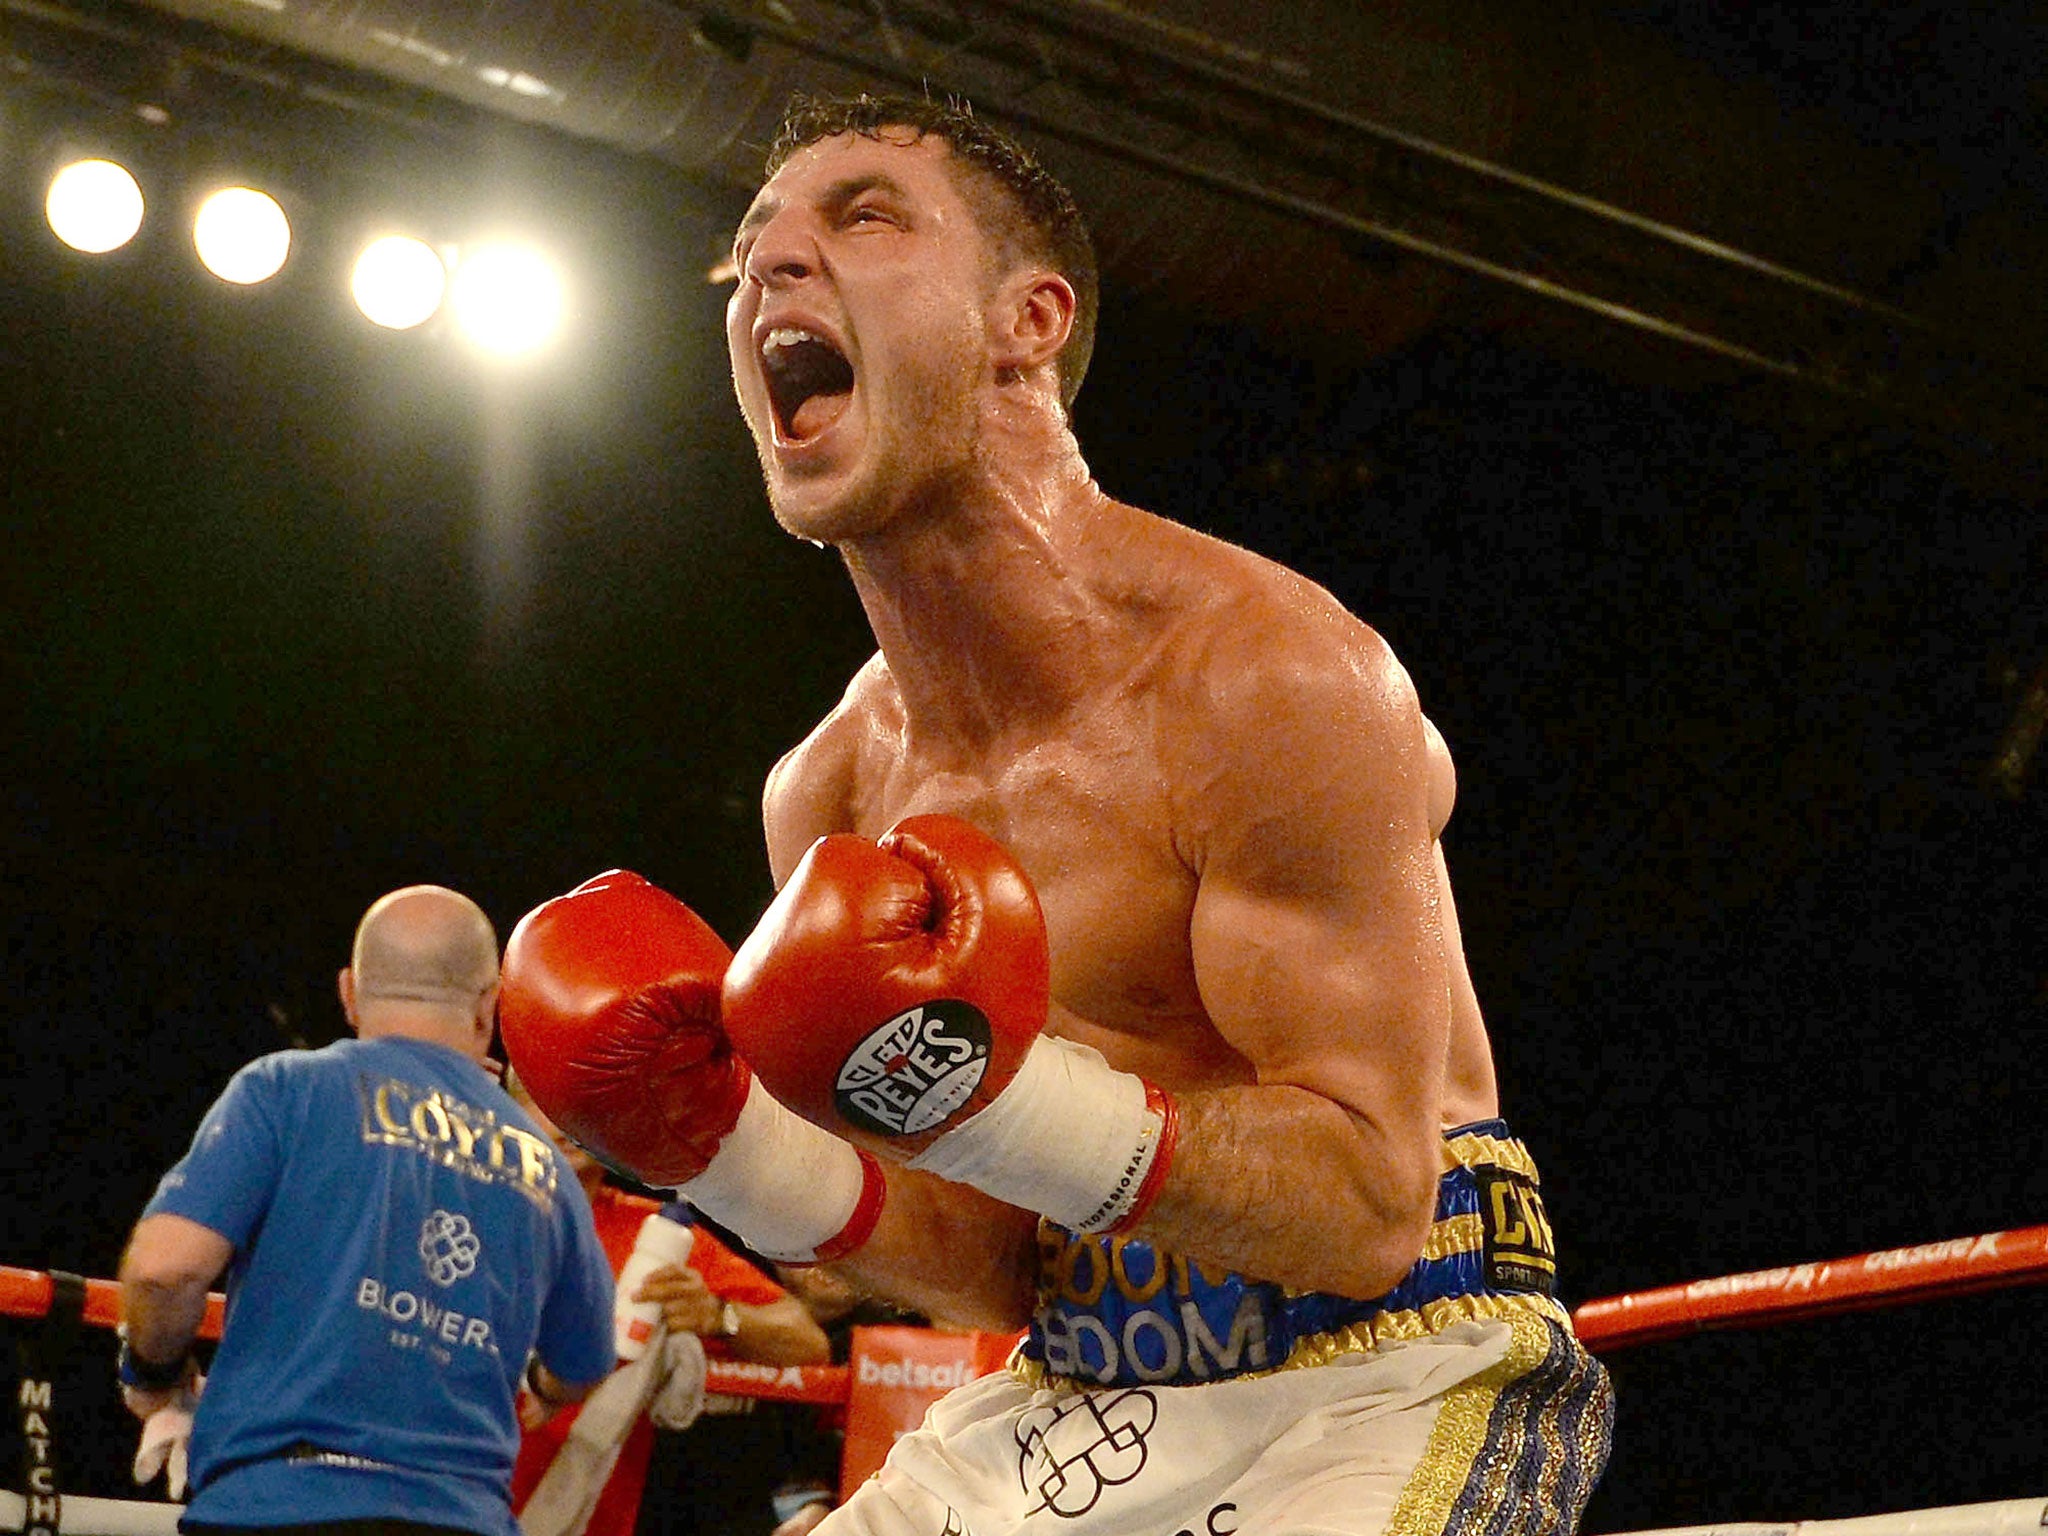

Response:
(3, 0), (2044, 1527)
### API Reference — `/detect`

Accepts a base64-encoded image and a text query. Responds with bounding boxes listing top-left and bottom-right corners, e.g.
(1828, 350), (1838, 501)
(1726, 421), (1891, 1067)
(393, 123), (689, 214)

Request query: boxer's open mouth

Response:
(762, 327), (854, 443)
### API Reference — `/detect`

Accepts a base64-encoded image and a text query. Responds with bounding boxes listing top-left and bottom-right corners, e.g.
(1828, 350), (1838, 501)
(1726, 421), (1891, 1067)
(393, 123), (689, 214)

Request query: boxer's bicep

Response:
(1182, 638), (1451, 1214)
(1187, 818), (1447, 1195)
(763, 756), (839, 886)
(1190, 858), (1445, 1118)
(762, 692), (870, 884)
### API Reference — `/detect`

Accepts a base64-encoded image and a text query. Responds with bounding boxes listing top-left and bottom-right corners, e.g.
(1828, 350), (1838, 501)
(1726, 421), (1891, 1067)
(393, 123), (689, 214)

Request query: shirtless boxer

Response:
(500, 94), (1612, 1535)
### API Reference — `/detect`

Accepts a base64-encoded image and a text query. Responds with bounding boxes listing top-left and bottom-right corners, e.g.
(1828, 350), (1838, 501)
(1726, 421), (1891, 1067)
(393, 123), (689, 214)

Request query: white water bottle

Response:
(613, 1202), (696, 1360)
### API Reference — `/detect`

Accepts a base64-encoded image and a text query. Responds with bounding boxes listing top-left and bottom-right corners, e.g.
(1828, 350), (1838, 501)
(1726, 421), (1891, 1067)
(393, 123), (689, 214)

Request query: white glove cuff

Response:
(906, 1034), (1175, 1233)
(683, 1079), (882, 1262)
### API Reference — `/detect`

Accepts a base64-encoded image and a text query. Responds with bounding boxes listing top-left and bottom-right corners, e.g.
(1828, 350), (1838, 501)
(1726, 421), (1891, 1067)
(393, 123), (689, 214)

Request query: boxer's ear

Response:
(990, 268), (1075, 380)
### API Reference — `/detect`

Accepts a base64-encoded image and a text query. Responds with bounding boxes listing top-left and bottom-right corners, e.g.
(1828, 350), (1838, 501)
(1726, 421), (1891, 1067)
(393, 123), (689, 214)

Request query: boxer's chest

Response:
(869, 731), (1251, 1088)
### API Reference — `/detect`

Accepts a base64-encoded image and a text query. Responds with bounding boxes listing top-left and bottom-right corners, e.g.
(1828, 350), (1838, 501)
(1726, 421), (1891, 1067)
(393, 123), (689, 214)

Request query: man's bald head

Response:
(348, 885), (499, 1013)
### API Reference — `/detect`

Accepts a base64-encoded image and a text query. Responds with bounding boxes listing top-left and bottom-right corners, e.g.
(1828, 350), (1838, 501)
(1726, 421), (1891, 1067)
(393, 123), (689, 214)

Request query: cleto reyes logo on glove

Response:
(834, 1001), (992, 1137)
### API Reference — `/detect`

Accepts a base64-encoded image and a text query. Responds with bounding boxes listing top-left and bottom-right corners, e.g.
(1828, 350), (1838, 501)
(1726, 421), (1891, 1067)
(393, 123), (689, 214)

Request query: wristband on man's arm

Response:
(115, 1327), (193, 1391)
(524, 1354), (572, 1404)
(772, 1482), (834, 1524)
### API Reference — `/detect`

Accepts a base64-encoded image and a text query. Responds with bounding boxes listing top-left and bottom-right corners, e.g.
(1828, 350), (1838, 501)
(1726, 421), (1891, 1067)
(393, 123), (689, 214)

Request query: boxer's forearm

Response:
(829, 1167), (1040, 1333)
(1135, 1084), (1439, 1301)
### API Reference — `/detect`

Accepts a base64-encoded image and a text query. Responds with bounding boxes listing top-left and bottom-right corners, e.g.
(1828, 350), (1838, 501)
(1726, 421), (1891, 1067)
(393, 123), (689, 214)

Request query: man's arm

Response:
(523, 1359), (597, 1411)
(627, 1261), (835, 1365)
(1141, 612), (1452, 1297)
(814, 1168), (1038, 1332)
(532, 1179), (629, 1403)
(727, 1294), (831, 1363)
(118, 1214), (232, 1414)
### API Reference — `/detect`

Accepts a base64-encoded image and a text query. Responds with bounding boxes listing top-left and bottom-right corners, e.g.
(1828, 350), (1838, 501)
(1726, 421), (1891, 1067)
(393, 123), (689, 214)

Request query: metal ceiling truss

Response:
(675, 0), (2048, 470)
(0, 0), (493, 182)
(5, 0), (2043, 471)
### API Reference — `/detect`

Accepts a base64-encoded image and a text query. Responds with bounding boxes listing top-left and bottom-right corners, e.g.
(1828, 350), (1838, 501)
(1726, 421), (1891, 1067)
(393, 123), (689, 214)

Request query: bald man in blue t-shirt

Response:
(118, 884), (616, 1536)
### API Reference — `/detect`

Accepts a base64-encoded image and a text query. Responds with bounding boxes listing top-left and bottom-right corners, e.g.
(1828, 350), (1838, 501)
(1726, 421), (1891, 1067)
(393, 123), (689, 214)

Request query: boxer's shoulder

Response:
(1150, 593), (1429, 854)
(1124, 540), (1410, 727)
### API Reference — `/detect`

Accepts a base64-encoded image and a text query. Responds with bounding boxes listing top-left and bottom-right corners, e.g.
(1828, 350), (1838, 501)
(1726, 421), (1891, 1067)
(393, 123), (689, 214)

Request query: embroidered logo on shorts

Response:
(1172, 1505), (1239, 1536)
(1014, 1388), (1157, 1518)
(1476, 1167), (1558, 1296)
(834, 1001), (991, 1137)
(419, 1210), (481, 1287)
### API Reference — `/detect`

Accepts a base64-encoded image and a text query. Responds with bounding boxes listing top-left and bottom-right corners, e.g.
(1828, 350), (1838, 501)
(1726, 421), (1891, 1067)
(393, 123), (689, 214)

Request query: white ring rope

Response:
(0, 1490), (178, 1536)
(1615, 1498), (2048, 1536)
(3, 1230), (2041, 1535)
(5, 1487), (2045, 1536)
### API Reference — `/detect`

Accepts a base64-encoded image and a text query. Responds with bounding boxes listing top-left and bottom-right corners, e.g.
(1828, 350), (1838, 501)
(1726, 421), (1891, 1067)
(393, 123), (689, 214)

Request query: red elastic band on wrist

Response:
(1104, 1082), (1179, 1237)
(804, 1151), (887, 1264)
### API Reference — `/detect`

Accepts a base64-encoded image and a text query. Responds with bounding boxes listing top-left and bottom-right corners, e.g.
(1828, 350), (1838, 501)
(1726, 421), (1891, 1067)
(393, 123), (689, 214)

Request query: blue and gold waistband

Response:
(1016, 1118), (1572, 1388)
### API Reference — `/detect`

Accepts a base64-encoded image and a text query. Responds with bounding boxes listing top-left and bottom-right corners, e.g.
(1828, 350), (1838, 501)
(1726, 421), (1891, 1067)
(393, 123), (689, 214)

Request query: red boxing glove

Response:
(499, 871), (883, 1262)
(724, 816), (1177, 1235)
(499, 870), (748, 1188)
(723, 816), (1047, 1147)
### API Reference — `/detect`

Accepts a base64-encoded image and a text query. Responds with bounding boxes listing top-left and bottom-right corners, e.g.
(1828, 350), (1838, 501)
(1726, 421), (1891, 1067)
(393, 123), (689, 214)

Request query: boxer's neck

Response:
(844, 458), (1142, 748)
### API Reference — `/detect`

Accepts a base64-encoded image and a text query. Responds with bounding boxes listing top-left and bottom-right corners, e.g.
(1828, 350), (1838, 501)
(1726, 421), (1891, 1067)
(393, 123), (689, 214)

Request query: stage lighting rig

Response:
(44, 155), (145, 253)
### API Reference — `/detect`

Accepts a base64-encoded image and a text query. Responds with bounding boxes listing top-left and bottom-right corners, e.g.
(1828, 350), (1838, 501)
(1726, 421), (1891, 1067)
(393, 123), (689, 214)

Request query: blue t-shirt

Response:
(143, 1035), (615, 1536)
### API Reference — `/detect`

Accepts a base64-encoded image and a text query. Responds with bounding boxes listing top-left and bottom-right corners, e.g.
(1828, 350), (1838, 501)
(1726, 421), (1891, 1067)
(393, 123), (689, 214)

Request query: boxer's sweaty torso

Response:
(848, 658), (1497, 1120)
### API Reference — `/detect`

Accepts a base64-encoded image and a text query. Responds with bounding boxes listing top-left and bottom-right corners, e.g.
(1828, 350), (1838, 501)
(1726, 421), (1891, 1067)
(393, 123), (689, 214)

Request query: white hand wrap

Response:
(906, 1034), (1175, 1234)
(681, 1079), (883, 1263)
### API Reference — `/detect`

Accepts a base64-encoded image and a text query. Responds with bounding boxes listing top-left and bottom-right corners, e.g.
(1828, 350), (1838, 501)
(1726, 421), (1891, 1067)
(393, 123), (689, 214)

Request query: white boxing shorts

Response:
(819, 1309), (1609, 1536)
(821, 1121), (1612, 1535)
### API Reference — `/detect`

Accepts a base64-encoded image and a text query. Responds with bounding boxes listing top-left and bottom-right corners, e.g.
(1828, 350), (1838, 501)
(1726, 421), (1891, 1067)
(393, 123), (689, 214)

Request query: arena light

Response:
(448, 241), (565, 356)
(350, 234), (448, 330)
(192, 186), (292, 284)
(45, 158), (145, 254)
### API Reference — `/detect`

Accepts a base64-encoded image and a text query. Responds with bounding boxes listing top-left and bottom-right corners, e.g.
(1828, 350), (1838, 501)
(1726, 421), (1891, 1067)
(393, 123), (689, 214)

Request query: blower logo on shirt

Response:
(419, 1210), (481, 1287)
(833, 1001), (991, 1137)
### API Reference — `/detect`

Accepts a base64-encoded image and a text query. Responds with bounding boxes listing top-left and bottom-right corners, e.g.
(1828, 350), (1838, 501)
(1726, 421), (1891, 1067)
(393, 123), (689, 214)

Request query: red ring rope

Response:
(10, 1222), (2048, 1390)
(1570, 1223), (2048, 1350)
(11, 1236), (2042, 1536)
(0, 1265), (847, 1404)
